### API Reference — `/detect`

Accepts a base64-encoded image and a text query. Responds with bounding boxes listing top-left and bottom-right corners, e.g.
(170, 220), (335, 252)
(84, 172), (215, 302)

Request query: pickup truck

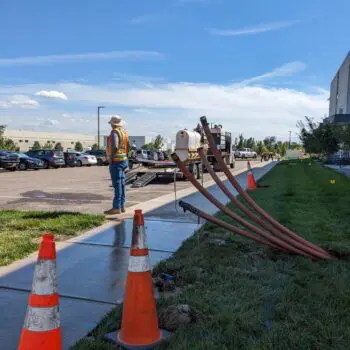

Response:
(234, 148), (257, 159)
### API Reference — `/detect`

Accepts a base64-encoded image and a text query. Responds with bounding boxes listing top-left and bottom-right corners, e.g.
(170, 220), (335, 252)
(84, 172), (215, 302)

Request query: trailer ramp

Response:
(125, 171), (138, 185)
(131, 172), (157, 188)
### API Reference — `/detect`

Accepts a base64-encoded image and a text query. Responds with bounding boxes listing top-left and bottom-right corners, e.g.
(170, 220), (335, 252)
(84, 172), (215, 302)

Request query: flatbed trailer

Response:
(126, 156), (201, 188)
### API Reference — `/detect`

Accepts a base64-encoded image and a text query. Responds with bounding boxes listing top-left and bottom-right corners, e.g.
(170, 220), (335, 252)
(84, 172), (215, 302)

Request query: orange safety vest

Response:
(106, 127), (129, 162)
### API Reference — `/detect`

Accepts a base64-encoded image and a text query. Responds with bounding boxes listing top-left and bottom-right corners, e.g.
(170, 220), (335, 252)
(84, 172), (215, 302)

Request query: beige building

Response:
(4, 129), (97, 152)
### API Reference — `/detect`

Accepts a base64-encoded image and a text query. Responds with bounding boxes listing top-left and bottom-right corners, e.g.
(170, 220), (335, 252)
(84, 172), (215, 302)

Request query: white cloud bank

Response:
(35, 90), (68, 100)
(0, 95), (39, 109)
(208, 20), (301, 36)
(0, 62), (328, 140)
(0, 51), (164, 67)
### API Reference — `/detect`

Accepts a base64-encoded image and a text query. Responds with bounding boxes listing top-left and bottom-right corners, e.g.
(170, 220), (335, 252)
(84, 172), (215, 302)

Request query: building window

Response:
(19, 140), (23, 142)
(52, 141), (55, 143)
(71, 142), (74, 145)
(25, 140), (28, 143)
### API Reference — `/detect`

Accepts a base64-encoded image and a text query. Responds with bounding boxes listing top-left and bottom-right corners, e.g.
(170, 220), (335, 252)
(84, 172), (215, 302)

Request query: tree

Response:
(54, 142), (63, 151)
(75, 141), (83, 152)
(43, 142), (53, 149)
(245, 137), (256, 150)
(91, 143), (99, 151)
(297, 116), (339, 155)
(237, 134), (245, 149)
(141, 142), (156, 151)
(153, 135), (165, 150)
(255, 141), (268, 155)
(0, 125), (16, 151)
(32, 141), (42, 150)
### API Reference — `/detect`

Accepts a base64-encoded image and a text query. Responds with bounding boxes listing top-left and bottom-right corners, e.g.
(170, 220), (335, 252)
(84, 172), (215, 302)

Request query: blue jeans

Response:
(109, 160), (128, 209)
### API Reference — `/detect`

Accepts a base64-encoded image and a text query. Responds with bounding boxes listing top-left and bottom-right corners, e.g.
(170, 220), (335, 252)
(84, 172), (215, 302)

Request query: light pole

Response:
(97, 106), (105, 150)
(288, 130), (292, 149)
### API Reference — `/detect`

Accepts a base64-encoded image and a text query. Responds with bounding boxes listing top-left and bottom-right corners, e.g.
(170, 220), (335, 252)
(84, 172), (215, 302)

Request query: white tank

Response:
(175, 130), (201, 161)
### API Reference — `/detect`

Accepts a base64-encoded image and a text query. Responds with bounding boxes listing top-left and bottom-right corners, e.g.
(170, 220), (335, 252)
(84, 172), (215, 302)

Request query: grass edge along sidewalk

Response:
(0, 210), (105, 266)
(73, 160), (350, 350)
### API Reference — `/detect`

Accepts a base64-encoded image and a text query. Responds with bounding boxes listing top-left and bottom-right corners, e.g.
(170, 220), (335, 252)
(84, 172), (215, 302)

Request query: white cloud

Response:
(0, 95), (39, 109)
(208, 20), (301, 36)
(0, 51), (164, 67)
(239, 61), (306, 85)
(35, 90), (68, 100)
(129, 14), (157, 25)
(42, 119), (60, 126)
(0, 62), (328, 140)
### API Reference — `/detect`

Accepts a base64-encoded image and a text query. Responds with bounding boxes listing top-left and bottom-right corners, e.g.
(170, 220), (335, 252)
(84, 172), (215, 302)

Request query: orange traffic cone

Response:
(18, 233), (62, 350)
(116, 209), (168, 349)
(247, 161), (257, 190)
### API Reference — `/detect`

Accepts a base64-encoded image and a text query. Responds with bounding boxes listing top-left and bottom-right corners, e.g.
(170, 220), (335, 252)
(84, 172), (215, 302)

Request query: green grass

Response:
(0, 210), (105, 266)
(72, 160), (350, 350)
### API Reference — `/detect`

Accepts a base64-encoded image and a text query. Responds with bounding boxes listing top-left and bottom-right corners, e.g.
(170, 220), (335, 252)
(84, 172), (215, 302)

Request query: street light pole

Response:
(288, 130), (292, 149)
(97, 106), (105, 150)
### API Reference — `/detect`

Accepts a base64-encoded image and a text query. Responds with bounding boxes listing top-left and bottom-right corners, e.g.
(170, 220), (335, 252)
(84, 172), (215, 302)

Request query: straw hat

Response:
(108, 115), (123, 127)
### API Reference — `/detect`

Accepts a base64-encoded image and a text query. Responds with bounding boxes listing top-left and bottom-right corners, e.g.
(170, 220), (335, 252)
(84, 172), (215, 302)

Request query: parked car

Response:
(26, 149), (65, 169)
(69, 152), (97, 167)
(234, 148), (257, 159)
(157, 151), (165, 161)
(0, 151), (20, 171)
(162, 151), (169, 160)
(84, 150), (108, 166)
(135, 149), (148, 160)
(9, 152), (44, 170)
(63, 152), (78, 167)
(147, 151), (158, 161)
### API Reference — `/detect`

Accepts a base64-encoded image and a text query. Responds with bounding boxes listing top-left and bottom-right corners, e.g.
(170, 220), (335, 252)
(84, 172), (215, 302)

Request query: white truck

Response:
(234, 148), (257, 159)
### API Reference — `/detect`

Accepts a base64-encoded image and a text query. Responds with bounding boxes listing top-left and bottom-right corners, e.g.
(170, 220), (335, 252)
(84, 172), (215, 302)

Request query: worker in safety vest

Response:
(104, 115), (129, 215)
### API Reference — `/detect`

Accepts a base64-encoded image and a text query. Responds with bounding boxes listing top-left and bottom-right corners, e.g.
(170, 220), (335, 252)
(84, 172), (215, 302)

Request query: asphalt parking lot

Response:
(0, 160), (261, 215)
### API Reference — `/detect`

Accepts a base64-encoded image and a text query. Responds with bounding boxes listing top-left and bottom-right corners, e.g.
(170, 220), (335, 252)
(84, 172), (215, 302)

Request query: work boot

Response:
(121, 207), (126, 213)
(104, 208), (121, 215)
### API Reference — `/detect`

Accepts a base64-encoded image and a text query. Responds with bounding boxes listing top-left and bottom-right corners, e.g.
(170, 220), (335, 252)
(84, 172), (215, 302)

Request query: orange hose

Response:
(200, 116), (332, 259)
(171, 153), (318, 258)
(179, 200), (282, 250)
(198, 148), (331, 259)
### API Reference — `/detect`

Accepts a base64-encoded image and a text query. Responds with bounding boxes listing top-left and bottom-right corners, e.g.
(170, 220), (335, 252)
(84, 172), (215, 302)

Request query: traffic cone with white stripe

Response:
(18, 233), (62, 350)
(247, 161), (257, 190)
(116, 209), (168, 349)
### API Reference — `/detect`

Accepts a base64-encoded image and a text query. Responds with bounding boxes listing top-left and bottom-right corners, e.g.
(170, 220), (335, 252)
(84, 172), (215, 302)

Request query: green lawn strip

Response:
(72, 160), (350, 350)
(0, 210), (105, 266)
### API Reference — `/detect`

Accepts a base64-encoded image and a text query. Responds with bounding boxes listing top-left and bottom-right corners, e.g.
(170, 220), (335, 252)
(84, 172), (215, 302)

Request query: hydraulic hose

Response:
(179, 200), (281, 250)
(200, 116), (332, 259)
(198, 148), (331, 259)
(171, 153), (317, 258)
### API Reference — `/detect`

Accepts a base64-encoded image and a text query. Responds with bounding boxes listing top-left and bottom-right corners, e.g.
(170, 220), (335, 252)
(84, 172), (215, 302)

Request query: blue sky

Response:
(0, 0), (349, 141)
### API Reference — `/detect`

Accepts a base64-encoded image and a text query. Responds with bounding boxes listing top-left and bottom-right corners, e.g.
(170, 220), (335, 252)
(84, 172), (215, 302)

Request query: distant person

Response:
(104, 115), (129, 215)
(132, 140), (137, 151)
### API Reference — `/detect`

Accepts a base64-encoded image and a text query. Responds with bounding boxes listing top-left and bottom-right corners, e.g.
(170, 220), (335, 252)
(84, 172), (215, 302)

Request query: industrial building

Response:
(328, 51), (350, 125)
(4, 130), (96, 152)
(4, 129), (173, 153)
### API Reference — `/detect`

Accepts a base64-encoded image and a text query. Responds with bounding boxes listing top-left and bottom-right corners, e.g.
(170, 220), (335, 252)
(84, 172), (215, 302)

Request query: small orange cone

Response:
(247, 161), (257, 190)
(18, 233), (62, 350)
(116, 209), (168, 349)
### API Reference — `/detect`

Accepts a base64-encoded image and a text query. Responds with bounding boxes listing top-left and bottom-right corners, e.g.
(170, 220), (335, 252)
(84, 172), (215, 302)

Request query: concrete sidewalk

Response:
(325, 164), (350, 177)
(0, 162), (275, 350)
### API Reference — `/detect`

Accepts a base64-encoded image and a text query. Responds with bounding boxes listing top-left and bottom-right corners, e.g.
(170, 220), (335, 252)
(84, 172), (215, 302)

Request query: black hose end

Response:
(171, 153), (179, 162)
(178, 200), (186, 213)
(200, 116), (208, 126)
